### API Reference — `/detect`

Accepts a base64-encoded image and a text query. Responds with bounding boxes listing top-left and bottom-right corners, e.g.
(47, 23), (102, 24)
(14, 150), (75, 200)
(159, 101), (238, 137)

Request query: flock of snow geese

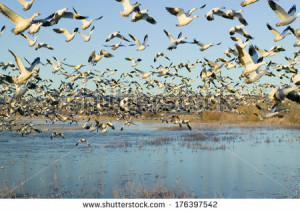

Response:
(0, 0), (300, 147)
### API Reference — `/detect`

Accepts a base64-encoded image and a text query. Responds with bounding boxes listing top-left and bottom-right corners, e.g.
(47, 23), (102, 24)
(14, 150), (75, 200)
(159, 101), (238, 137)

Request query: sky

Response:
(0, 0), (299, 94)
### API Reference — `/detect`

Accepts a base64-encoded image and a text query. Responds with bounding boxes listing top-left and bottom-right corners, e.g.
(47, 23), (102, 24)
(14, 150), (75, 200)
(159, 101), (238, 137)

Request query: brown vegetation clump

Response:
(285, 104), (300, 124)
(201, 111), (223, 122)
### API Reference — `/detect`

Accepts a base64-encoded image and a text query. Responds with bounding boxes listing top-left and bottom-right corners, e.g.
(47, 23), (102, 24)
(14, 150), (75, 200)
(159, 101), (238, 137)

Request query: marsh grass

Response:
(145, 135), (170, 146)
(113, 181), (195, 198)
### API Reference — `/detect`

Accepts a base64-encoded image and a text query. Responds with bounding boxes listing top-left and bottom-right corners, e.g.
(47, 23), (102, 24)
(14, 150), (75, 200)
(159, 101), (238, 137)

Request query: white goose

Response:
(88, 49), (113, 65)
(236, 44), (267, 76)
(266, 23), (290, 42)
(53, 28), (78, 42)
(0, 3), (40, 35)
(132, 6), (156, 24)
(35, 42), (53, 51)
(20, 33), (37, 47)
(229, 25), (253, 39)
(154, 52), (170, 62)
(129, 34), (149, 51)
(286, 26), (300, 47)
(115, 0), (141, 17)
(125, 57), (142, 67)
(105, 31), (130, 42)
(73, 8), (102, 30)
(205, 7), (226, 21)
(164, 29), (187, 50)
(63, 63), (86, 71)
(103, 41), (134, 50)
(224, 9), (248, 26)
(269, 86), (300, 104)
(17, 0), (35, 11)
(43, 8), (86, 26)
(166, 5), (206, 27)
(7, 50), (38, 84)
(78, 26), (95, 42)
(230, 36), (250, 49)
(193, 39), (221, 51)
(291, 72), (300, 85)
(268, 0), (300, 26)
(47, 57), (64, 74)
(244, 62), (272, 84)
(29, 22), (42, 35)
(241, 0), (260, 7)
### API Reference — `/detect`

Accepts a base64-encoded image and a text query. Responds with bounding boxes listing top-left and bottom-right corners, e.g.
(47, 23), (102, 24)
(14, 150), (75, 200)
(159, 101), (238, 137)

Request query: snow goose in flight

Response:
(286, 26), (300, 47)
(205, 7), (226, 21)
(51, 132), (65, 140)
(78, 26), (95, 42)
(229, 25), (253, 39)
(224, 47), (238, 58)
(244, 62), (272, 84)
(0, 3), (40, 35)
(193, 38), (221, 51)
(63, 63), (87, 71)
(241, 0), (260, 7)
(0, 25), (5, 36)
(129, 34), (149, 51)
(230, 36), (250, 49)
(73, 8), (102, 30)
(88, 49), (113, 65)
(53, 28), (78, 42)
(268, 0), (300, 26)
(47, 57), (65, 74)
(125, 57), (142, 67)
(115, 0), (141, 17)
(154, 52), (170, 62)
(106, 31), (130, 42)
(269, 86), (300, 105)
(20, 33), (37, 47)
(29, 22), (42, 35)
(223, 9), (248, 26)
(135, 68), (152, 79)
(291, 72), (300, 85)
(42, 8), (87, 26)
(266, 23), (290, 42)
(166, 5), (206, 27)
(236, 44), (267, 76)
(132, 6), (156, 24)
(76, 139), (92, 148)
(7, 50), (39, 84)
(254, 104), (283, 120)
(35, 42), (53, 51)
(17, 0), (35, 11)
(103, 41), (134, 50)
(164, 29), (187, 50)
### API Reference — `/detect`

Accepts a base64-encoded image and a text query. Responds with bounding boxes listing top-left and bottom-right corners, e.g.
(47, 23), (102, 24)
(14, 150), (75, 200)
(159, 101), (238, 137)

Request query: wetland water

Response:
(0, 122), (300, 198)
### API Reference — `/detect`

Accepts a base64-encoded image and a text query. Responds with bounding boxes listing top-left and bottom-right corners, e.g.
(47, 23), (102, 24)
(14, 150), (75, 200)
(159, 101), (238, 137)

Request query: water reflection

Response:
(0, 123), (299, 198)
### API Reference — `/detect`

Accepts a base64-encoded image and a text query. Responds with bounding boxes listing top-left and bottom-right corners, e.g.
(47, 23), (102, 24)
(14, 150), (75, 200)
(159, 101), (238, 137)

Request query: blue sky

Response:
(0, 0), (299, 93)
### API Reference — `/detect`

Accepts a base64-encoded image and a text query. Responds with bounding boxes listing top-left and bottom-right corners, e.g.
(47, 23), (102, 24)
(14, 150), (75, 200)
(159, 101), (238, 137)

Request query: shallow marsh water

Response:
(0, 121), (300, 198)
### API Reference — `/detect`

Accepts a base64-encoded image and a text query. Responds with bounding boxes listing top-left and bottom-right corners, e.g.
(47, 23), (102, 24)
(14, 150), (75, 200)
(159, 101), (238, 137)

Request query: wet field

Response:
(0, 122), (300, 198)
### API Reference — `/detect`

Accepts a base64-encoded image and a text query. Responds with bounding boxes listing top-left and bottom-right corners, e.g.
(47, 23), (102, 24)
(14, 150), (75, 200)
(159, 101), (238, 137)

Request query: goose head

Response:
(192, 15), (199, 20)
(31, 12), (41, 20)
